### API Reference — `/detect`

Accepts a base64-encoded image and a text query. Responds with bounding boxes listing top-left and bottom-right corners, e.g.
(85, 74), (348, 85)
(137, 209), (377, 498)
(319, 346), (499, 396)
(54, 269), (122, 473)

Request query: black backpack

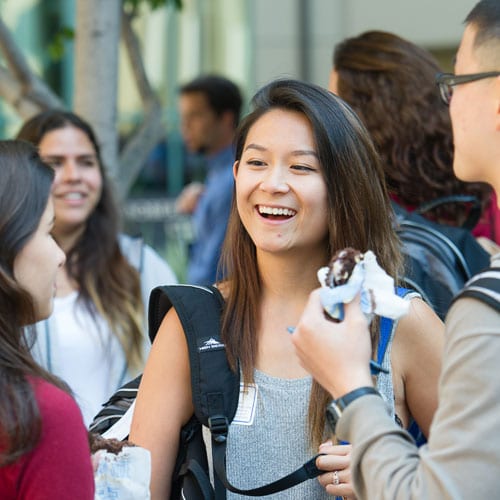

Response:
(90, 284), (419, 498)
(90, 284), (324, 499)
(393, 201), (490, 320)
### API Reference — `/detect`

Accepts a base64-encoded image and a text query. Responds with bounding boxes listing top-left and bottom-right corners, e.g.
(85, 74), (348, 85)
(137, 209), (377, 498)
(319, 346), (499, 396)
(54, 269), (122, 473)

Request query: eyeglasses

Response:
(436, 71), (500, 105)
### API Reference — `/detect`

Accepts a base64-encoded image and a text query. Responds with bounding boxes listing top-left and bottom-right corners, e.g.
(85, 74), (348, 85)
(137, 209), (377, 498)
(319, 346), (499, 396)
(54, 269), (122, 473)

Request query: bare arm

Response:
(391, 297), (444, 437)
(129, 309), (193, 500)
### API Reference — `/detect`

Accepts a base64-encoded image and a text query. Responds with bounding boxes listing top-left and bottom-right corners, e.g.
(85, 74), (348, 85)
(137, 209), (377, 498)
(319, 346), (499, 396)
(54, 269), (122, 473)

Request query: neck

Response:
(253, 249), (327, 379)
(257, 249), (327, 298)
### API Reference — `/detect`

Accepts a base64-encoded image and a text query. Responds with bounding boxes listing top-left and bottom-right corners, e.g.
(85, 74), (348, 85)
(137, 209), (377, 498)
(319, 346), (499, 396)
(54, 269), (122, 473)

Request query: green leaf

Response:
(47, 27), (75, 61)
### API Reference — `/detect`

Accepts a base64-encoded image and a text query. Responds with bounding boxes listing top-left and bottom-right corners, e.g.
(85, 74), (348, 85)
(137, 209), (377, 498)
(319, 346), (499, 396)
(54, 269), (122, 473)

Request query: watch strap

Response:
(336, 386), (380, 410)
(326, 386), (380, 434)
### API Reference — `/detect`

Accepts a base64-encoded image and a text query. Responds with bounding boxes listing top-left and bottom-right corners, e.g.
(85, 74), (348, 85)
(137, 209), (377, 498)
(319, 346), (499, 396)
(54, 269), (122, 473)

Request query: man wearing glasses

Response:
(292, 1), (500, 498)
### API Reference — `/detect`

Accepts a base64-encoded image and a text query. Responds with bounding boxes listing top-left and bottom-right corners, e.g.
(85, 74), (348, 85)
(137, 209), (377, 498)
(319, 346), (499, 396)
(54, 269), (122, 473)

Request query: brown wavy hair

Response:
(220, 79), (403, 448)
(17, 111), (144, 372)
(333, 30), (491, 225)
(0, 140), (71, 465)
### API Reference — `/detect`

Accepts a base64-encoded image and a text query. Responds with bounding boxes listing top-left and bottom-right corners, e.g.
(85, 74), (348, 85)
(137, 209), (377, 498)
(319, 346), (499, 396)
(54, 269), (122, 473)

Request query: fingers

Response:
(316, 441), (355, 496)
(317, 468), (354, 498)
(316, 443), (352, 471)
(318, 441), (352, 456)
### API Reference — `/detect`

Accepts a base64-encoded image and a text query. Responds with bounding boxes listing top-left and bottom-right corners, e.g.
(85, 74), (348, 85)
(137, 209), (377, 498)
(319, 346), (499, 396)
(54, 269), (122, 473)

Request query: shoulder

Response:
(141, 244), (178, 284)
(31, 379), (89, 442)
(391, 297), (445, 368)
(395, 296), (443, 340)
(19, 379), (94, 499)
(119, 233), (178, 284)
(34, 378), (76, 409)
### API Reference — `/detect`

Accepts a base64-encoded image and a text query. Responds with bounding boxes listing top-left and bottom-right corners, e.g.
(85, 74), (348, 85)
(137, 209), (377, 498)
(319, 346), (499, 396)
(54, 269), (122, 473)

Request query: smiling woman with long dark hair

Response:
(130, 79), (444, 499)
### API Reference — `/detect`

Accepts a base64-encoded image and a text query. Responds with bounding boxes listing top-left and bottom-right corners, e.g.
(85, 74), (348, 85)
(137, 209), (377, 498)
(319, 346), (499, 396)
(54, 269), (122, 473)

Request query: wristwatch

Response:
(326, 386), (380, 433)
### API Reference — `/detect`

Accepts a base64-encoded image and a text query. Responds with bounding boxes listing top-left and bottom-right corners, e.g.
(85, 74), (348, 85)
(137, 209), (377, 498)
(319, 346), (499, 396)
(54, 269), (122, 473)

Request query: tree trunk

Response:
(0, 15), (64, 119)
(73, 0), (121, 181)
(117, 9), (165, 200)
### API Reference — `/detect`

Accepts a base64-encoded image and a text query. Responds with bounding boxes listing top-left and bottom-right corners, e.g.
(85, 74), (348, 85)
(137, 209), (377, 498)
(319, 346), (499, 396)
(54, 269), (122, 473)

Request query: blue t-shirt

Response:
(187, 145), (235, 285)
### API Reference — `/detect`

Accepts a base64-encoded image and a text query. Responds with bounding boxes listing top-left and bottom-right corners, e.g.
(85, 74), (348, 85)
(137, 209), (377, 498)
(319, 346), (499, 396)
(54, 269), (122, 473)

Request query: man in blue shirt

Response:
(176, 75), (242, 285)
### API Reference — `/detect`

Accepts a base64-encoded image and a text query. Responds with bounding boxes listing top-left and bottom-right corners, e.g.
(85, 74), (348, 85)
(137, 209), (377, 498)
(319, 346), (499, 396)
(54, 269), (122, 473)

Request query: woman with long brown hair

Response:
(0, 140), (94, 498)
(130, 79), (443, 499)
(17, 110), (177, 425)
(330, 30), (497, 243)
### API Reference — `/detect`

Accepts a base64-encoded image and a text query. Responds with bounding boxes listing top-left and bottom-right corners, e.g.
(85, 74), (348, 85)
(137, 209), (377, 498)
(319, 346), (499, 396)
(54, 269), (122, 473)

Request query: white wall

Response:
(251, 0), (478, 90)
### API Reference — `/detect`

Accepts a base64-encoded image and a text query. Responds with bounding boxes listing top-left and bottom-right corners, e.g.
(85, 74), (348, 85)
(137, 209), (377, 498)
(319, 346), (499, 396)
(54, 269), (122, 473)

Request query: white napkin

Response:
(318, 250), (409, 321)
(94, 445), (151, 500)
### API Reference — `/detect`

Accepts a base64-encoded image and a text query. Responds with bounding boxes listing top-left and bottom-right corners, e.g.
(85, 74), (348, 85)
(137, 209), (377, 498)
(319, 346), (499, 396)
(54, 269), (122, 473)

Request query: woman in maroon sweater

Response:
(0, 140), (94, 499)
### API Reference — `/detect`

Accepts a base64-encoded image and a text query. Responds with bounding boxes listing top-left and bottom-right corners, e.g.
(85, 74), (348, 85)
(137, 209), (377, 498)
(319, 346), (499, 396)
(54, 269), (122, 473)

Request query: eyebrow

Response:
(244, 143), (318, 158)
(42, 154), (97, 160)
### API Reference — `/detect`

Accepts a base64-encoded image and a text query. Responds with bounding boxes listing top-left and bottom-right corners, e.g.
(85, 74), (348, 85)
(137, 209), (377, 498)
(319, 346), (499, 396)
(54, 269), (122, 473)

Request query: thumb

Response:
(343, 292), (369, 324)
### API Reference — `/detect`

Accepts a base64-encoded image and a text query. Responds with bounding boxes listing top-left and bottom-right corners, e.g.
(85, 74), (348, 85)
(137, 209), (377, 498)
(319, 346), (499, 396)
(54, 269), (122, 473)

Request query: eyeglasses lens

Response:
(439, 83), (452, 105)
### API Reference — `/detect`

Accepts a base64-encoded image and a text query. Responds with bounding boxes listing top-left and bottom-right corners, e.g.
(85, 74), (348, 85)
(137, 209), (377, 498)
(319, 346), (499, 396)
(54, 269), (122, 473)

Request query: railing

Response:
(123, 197), (193, 282)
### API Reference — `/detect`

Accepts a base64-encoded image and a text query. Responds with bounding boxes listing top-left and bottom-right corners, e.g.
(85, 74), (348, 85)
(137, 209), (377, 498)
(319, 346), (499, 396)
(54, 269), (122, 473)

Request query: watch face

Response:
(326, 402), (342, 433)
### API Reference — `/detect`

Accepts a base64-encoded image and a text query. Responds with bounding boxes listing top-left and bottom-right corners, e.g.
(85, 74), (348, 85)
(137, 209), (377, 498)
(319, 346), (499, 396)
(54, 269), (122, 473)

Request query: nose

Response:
(59, 161), (81, 182)
(259, 166), (290, 194)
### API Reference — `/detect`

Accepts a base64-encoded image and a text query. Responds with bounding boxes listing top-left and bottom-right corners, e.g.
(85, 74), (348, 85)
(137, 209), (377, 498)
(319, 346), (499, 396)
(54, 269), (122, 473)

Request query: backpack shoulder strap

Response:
(452, 267), (500, 313)
(414, 194), (482, 230)
(148, 284), (240, 425)
(378, 287), (427, 446)
(377, 287), (413, 365)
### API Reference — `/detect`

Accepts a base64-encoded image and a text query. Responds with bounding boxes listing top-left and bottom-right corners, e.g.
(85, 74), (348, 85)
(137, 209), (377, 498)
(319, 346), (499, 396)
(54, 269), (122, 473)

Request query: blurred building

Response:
(0, 0), (475, 278)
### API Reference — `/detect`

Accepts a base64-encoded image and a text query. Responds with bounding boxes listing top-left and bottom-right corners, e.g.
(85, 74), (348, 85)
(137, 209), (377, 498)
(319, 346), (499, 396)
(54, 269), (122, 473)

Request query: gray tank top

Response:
(220, 292), (417, 499)
(225, 370), (330, 499)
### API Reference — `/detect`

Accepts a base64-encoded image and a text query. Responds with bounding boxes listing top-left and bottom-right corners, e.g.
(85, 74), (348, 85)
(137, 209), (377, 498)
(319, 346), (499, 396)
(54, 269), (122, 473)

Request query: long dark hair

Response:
(333, 30), (491, 225)
(17, 111), (144, 371)
(220, 79), (402, 447)
(0, 140), (70, 465)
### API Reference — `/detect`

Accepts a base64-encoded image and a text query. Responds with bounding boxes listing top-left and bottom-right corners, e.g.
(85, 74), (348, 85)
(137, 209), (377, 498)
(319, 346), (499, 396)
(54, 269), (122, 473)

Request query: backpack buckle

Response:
(208, 415), (228, 443)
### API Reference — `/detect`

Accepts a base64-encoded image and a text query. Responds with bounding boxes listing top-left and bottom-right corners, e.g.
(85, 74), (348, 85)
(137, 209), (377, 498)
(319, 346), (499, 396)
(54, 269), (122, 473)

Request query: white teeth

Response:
(258, 205), (296, 216)
(63, 193), (83, 200)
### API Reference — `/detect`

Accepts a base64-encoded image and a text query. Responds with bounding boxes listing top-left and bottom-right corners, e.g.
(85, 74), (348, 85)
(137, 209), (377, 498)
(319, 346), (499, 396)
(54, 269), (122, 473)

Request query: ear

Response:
(233, 160), (239, 180)
(328, 69), (338, 94)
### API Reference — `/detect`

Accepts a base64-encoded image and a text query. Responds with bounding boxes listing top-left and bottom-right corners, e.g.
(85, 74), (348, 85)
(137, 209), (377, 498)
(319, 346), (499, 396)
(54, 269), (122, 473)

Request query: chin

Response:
(36, 301), (54, 322)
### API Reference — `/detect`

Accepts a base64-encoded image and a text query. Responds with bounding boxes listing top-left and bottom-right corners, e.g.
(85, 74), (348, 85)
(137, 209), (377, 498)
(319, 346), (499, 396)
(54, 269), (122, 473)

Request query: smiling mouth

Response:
(60, 192), (85, 200)
(258, 205), (297, 220)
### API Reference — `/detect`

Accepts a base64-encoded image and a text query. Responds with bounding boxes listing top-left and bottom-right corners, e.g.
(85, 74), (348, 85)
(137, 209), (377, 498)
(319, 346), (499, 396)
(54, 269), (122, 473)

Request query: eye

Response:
(79, 158), (98, 167)
(43, 158), (62, 168)
(246, 159), (267, 168)
(291, 164), (316, 173)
